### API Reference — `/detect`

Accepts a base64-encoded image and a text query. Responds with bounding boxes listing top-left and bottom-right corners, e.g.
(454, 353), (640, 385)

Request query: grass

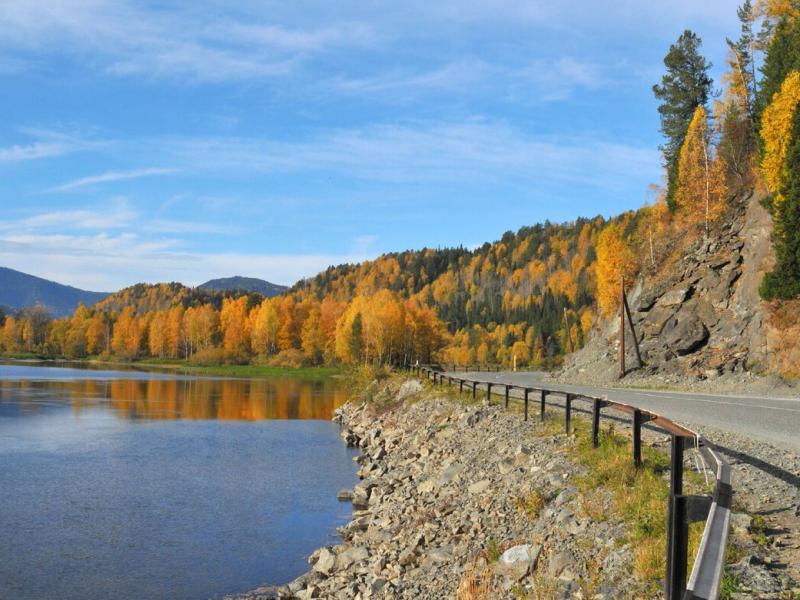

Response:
(147, 362), (340, 379)
(562, 419), (706, 591)
(514, 488), (546, 520)
(0, 353), (340, 379)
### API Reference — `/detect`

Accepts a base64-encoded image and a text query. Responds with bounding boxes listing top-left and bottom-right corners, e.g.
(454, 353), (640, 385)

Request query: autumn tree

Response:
(219, 297), (251, 360)
(675, 106), (729, 234)
(716, 1), (758, 184)
(595, 223), (637, 316)
(760, 71), (800, 202)
(300, 305), (324, 364)
(251, 299), (280, 357)
(653, 30), (714, 211)
(761, 76), (800, 298)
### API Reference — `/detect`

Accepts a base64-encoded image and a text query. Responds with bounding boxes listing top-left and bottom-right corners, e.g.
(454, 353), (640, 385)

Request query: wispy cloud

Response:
(0, 1), (375, 83)
(46, 167), (178, 192)
(3, 198), (138, 230)
(152, 119), (659, 190)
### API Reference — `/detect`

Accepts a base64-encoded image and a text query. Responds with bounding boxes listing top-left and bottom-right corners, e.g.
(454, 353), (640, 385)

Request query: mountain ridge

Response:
(0, 266), (108, 317)
(199, 276), (287, 297)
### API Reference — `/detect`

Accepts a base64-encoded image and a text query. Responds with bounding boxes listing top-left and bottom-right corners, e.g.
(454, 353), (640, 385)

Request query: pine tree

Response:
(757, 13), (800, 119)
(653, 30), (714, 211)
(760, 97), (800, 298)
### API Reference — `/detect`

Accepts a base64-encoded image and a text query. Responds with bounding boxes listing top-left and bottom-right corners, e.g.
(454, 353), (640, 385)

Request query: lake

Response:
(0, 363), (358, 600)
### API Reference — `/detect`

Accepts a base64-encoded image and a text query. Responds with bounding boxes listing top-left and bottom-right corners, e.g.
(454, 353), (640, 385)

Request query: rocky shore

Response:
(228, 375), (798, 600)
(231, 377), (667, 599)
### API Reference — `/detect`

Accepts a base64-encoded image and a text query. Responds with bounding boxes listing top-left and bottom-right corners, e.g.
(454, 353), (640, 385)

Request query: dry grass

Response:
(457, 566), (497, 600)
(514, 488), (545, 520)
(766, 299), (800, 378)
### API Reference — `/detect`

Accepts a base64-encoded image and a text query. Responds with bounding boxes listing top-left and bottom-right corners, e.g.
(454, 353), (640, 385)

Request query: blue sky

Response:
(0, 1), (741, 292)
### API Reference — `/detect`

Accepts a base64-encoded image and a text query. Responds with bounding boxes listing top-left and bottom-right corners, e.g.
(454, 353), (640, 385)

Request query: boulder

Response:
(313, 548), (337, 576)
(658, 287), (691, 308)
(495, 544), (542, 582)
(663, 316), (709, 356)
(396, 379), (423, 401)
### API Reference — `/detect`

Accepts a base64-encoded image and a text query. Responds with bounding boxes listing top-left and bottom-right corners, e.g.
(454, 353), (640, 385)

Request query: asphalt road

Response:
(447, 370), (800, 452)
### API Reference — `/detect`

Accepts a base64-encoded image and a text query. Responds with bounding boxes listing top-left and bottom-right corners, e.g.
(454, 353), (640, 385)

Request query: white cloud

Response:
(1, 198), (137, 231)
(46, 167), (178, 192)
(0, 230), (368, 291)
(0, 1), (375, 83)
(152, 119), (660, 190)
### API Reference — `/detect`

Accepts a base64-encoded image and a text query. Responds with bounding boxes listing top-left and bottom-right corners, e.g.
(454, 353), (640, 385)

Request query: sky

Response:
(0, 1), (743, 292)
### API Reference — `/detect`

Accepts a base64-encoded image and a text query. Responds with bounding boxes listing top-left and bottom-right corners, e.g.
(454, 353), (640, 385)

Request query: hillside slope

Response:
(556, 191), (776, 385)
(199, 276), (287, 297)
(0, 267), (107, 317)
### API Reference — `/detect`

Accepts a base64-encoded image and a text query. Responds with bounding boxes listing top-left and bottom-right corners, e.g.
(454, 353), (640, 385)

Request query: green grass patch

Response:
(568, 420), (705, 591)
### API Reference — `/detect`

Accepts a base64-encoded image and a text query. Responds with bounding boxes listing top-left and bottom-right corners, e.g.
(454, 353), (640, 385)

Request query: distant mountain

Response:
(0, 267), (108, 317)
(199, 276), (287, 298)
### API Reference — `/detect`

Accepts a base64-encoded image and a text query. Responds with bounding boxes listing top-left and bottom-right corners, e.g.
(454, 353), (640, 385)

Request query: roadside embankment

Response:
(230, 374), (796, 599)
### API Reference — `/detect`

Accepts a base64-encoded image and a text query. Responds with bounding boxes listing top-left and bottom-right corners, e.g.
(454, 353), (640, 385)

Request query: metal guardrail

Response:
(410, 364), (731, 600)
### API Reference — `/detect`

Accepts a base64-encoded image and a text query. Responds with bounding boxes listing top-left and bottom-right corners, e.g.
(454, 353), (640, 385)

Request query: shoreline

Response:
(228, 376), (658, 599)
(0, 355), (340, 380)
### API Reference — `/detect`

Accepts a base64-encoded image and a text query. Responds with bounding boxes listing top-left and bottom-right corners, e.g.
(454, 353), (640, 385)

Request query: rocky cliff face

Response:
(559, 191), (776, 384)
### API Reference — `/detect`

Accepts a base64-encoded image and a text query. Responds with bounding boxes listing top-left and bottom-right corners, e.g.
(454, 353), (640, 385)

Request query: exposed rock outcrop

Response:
(559, 191), (775, 383)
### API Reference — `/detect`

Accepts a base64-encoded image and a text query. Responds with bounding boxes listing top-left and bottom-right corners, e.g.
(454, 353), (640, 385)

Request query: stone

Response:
(439, 462), (464, 483)
(417, 479), (435, 494)
(658, 287), (691, 308)
(468, 479), (491, 494)
(313, 548), (337, 576)
(495, 544), (542, 582)
(397, 380), (423, 401)
(337, 546), (370, 570)
(337, 489), (354, 501)
(547, 551), (572, 578)
(730, 512), (753, 536)
(663, 315), (709, 356)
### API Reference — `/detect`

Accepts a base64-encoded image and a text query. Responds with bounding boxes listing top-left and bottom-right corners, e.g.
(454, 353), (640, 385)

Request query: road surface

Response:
(447, 370), (800, 452)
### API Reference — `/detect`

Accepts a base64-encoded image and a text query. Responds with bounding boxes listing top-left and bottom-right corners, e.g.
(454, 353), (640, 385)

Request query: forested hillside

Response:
(0, 218), (605, 367)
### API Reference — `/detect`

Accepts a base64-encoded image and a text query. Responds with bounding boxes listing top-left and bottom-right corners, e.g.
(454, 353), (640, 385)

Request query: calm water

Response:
(0, 364), (358, 600)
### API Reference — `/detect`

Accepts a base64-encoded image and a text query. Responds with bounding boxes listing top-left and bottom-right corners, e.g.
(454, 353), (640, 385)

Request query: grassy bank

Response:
(0, 353), (340, 380)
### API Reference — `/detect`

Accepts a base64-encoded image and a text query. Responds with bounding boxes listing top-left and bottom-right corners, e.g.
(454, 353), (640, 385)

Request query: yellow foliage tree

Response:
(761, 70), (800, 207)
(595, 223), (637, 317)
(675, 106), (729, 234)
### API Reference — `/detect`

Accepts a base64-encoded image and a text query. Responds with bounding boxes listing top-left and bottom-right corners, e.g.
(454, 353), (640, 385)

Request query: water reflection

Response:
(0, 377), (348, 421)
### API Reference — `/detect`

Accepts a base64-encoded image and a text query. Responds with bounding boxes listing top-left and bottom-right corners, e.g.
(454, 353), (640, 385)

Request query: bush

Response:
(188, 347), (227, 365)
(267, 348), (308, 368)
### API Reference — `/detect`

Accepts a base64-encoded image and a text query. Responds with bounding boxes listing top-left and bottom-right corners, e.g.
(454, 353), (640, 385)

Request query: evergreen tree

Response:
(653, 30), (714, 211)
(761, 104), (800, 299)
(757, 14), (800, 119)
(349, 312), (364, 363)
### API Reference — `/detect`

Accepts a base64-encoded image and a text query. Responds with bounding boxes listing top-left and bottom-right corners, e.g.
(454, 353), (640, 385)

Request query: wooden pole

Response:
(619, 276), (626, 379)
(623, 290), (643, 368)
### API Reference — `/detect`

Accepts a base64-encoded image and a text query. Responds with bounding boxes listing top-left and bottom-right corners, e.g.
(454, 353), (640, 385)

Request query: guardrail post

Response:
(459, 380), (464, 394)
(592, 399), (601, 447)
(666, 435), (687, 600)
(523, 389), (529, 421)
(540, 390), (547, 421)
(565, 394), (573, 434)
(504, 385), (510, 409)
(486, 383), (492, 405)
(472, 382), (477, 400)
(633, 409), (643, 467)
